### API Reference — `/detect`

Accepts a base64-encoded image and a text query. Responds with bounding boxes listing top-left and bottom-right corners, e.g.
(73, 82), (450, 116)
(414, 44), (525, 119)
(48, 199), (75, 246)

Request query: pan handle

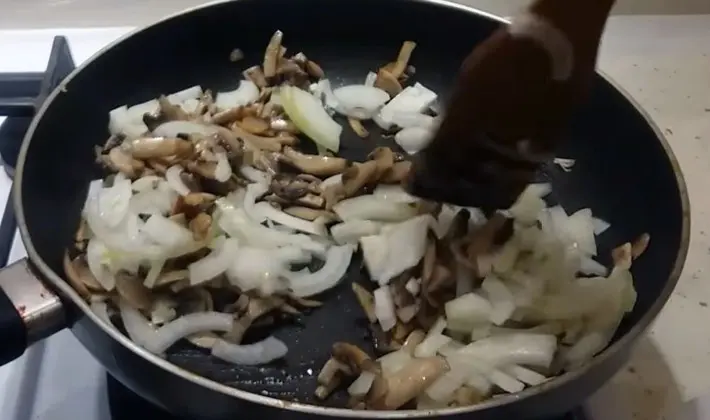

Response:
(0, 258), (65, 365)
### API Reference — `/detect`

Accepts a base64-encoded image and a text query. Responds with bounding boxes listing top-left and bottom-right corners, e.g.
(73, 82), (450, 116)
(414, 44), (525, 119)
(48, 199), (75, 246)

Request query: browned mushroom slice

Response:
(237, 116), (271, 135)
(305, 60), (325, 79)
(348, 117), (369, 138)
(243, 65), (268, 88)
(612, 242), (633, 269)
(186, 161), (218, 180)
(209, 107), (244, 125)
(421, 240), (437, 287)
(63, 252), (100, 298)
(332, 342), (380, 375)
(452, 386), (484, 407)
(401, 330), (426, 354)
(318, 357), (353, 386)
(380, 160), (412, 183)
(368, 147), (395, 179)
(389, 41), (417, 79)
(115, 272), (153, 310)
(189, 213), (212, 242)
(222, 297), (281, 343)
(280, 147), (347, 176)
(74, 220), (89, 251)
(126, 137), (193, 159)
(375, 68), (403, 96)
(352, 283), (377, 323)
(270, 118), (299, 134)
(229, 124), (282, 152)
(284, 206), (330, 221)
(631, 233), (650, 260)
(263, 30), (283, 79)
(154, 270), (190, 288)
(393, 321), (413, 343)
(146, 159), (168, 174)
(287, 294), (323, 308)
(368, 357), (449, 410)
(107, 147), (145, 178)
(273, 132), (299, 147)
(341, 161), (379, 197)
(192, 90), (214, 117)
(186, 333), (219, 349)
(102, 133), (124, 151)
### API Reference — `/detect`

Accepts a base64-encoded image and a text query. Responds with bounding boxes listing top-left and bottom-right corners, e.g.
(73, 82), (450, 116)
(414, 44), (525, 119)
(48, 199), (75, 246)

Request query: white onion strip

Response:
(211, 336), (288, 365)
(145, 312), (233, 354)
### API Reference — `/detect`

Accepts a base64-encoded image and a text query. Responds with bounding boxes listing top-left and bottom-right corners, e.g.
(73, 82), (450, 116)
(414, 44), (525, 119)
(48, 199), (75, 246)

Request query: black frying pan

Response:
(0, 0), (689, 418)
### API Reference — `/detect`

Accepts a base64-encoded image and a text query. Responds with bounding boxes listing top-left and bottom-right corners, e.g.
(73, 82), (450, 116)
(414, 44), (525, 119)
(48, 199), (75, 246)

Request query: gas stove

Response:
(0, 28), (590, 420)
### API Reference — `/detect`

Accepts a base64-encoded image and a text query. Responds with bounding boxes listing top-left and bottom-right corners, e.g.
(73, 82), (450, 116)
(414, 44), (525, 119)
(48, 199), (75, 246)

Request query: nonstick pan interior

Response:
(17, 0), (685, 407)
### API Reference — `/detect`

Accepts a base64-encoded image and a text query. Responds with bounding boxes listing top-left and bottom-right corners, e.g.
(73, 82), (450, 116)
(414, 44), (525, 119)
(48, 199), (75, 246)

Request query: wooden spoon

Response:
(407, 0), (616, 212)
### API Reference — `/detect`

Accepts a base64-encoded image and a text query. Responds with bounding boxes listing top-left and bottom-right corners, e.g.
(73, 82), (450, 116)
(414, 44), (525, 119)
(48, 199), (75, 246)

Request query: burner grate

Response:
(0, 35), (75, 266)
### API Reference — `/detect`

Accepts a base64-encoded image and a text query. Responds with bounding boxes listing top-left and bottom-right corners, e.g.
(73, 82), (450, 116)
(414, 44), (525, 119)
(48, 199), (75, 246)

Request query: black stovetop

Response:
(0, 35), (588, 420)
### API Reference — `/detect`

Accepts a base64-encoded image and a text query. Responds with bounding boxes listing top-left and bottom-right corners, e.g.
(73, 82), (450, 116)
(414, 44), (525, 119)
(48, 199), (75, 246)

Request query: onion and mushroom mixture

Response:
(65, 31), (649, 410)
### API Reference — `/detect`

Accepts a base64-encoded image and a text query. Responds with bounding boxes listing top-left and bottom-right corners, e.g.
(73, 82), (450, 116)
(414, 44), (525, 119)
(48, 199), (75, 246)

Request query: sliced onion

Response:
(394, 126), (433, 155)
(214, 152), (232, 182)
(487, 369), (525, 393)
(456, 333), (557, 368)
(214, 80), (259, 110)
(218, 208), (326, 254)
(593, 217), (611, 235)
(333, 195), (418, 222)
(180, 98), (200, 114)
(389, 112), (438, 130)
(211, 336), (288, 365)
(96, 178), (132, 228)
(311, 79), (339, 109)
(129, 187), (175, 216)
(364, 72), (377, 87)
(143, 259), (166, 288)
(165, 165), (191, 196)
(360, 234), (389, 280)
(188, 238), (240, 286)
(376, 83), (438, 129)
(281, 85), (342, 152)
(424, 368), (467, 403)
(150, 297), (177, 325)
(240, 166), (270, 184)
(226, 246), (289, 292)
(445, 292), (492, 330)
(141, 214), (194, 249)
(564, 331), (607, 368)
(254, 202), (327, 236)
(119, 301), (157, 351)
(332, 85), (390, 120)
(90, 301), (112, 325)
(481, 276), (516, 326)
(566, 208), (597, 256)
(503, 365), (547, 386)
(153, 121), (218, 138)
(378, 350), (412, 375)
(243, 182), (269, 223)
(374, 215), (432, 285)
(285, 244), (354, 297)
(579, 255), (607, 276)
(131, 175), (161, 192)
(167, 85), (203, 104)
(415, 334), (452, 358)
(553, 157), (576, 172)
(330, 220), (382, 245)
(372, 184), (419, 203)
(86, 239), (116, 291)
(145, 312), (233, 354)
(374, 286), (397, 331)
(348, 371), (376, 397)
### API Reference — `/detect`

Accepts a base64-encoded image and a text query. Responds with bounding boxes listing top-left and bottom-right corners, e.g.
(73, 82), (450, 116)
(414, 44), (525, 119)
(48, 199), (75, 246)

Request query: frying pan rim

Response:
(12, 0), (691, 417)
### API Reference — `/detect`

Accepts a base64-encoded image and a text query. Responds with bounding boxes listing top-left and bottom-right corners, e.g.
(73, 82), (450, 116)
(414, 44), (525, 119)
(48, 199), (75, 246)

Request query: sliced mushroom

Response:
(186, 161), (218, 180)
(318, 357), (353, 386)
(348, 118), (369, 138)
(631, 233), (650, 259)
(229, 123), (282, 152)
(154, 270), (190, 288)
(102, 133), (124, 151)
(352, 283), (377, 323)
(273, 132), (299, 146)
(305, 60), (325, 79)
(243, 65), (268, 88)
(452, 386), (484, 406)
(222, 297), (281, 343)
(463, 213), (511, 276)
(389, 41), (417, 79)
(369, 357), (448, 410)
(237, 116), (271, 135)
(612, 242), (633, 269)
(380, 160), (412, 183)
(270, 118), (299, 134)
(106, 147), (145, 178)
(189, 213), (212, 241)
(421, 240), (437, 287)
(209, 107), (244, 125)
(74, 220), (89, 251)
(341, 161), (379, 197)
(368, 147), (395, 179)
(63, 252), (102, 298)
(401, 330), (426, 355)
(115, 272), (153, 310)
(332, 342), (379, 375)
(280, 147), (347, 176)
(393, 321), (413, 343)
(157, 94), (189, 120)
(263, 30), (283, 79)
(287, 294), (323, 308)
(277, 60), (310, 87)
(187, 333), (219, 349)
(192, 90), (214, 117)
(284, 206), (331, 221)
(375, 68), (403, 96)
(125, 137), (193, 159)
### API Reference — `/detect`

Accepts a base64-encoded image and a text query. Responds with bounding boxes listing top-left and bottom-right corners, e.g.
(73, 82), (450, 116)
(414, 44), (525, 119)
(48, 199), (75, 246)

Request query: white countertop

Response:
(0, 13), (709, 420)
